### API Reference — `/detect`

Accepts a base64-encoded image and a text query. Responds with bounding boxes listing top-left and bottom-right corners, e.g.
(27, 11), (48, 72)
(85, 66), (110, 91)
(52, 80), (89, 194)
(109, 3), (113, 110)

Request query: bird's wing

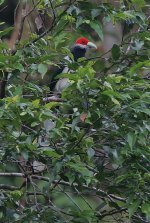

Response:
(50, 56), (73, 93)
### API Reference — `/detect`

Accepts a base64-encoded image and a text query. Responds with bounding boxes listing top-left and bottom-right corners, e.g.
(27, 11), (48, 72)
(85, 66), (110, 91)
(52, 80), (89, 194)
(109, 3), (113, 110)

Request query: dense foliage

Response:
(0, 0), (150, 222)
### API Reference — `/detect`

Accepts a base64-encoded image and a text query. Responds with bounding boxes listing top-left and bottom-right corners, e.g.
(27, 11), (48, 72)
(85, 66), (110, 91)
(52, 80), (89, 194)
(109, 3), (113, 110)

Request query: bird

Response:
(50, 37), (97, 95)
(41, 37), (97, 146)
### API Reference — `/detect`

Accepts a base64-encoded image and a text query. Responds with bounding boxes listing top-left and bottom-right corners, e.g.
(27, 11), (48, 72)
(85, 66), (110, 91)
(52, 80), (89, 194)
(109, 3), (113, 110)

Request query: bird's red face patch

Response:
(76, 37), (89, 45)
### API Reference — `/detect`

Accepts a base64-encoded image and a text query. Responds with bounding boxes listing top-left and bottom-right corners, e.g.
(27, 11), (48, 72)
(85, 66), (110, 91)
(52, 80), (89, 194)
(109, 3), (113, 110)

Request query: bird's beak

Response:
(87, 41), (97, 49)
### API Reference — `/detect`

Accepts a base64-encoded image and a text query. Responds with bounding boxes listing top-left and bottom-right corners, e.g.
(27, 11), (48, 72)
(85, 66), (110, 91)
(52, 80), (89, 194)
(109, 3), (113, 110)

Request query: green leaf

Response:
(0, 27), (13, 37)
(32, 99), (40, 108)
(0, 0), (5, 6)
(131, 0), (145, 8)
(111, 97), (120, 106)
(20, 111), (27, 116)
(42, 149), (62, 159)
(0, 42), (8, 50)
(111, 44), (120, 60)
(91, 9), (101, 19)
(104, 81), (113, 89)
(141, 203), (150, 217)
(76, 17), (90, 28)
(67, 162), (92, 177)
(130, 60), (150, 75)
(44, 102), (59, 109)
(38, 63), (48, 78)
(90, 21), (103, 40)
(102, 90), (121, 98)
(31, 122), (39, 127)
(127, 132), (137, 149)
(131, 40), (144, 51)
(141, 109), (150, 116)
(10, 190), (23, 200)
(128, 200), (140, 218)
(87, 148), (95, 159)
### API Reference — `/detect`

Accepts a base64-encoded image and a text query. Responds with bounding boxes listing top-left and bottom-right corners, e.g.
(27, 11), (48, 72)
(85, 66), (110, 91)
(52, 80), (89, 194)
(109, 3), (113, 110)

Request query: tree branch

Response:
(24, 0), (77, 47)
(42, 95), (65, 102)
(0, 172), (125, 202)
(0, 184), (20, 190)
(98, 208), (127, 219)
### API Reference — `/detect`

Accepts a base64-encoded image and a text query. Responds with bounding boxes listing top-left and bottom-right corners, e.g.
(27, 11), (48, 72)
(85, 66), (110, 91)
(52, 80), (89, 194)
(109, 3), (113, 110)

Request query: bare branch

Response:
(0, 184), (20, 190)
(43, 96), (65, 102)
(0, 172), (24, 177)
(98, 208), (127, 219)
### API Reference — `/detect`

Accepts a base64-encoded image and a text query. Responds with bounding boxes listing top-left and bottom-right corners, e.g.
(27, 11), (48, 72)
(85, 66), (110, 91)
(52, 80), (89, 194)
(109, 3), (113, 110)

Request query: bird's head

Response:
(75, 37), (97, 49)
(71, 37), (97, 61)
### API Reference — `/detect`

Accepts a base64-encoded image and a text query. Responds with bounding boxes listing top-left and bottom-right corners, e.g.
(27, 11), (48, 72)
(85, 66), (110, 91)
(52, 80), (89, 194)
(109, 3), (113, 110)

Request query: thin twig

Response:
(58, 185), (82, 211)
(74, 187), (93, 210)
(49, 0), (56, 20)
(0, 5), (8, 13)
